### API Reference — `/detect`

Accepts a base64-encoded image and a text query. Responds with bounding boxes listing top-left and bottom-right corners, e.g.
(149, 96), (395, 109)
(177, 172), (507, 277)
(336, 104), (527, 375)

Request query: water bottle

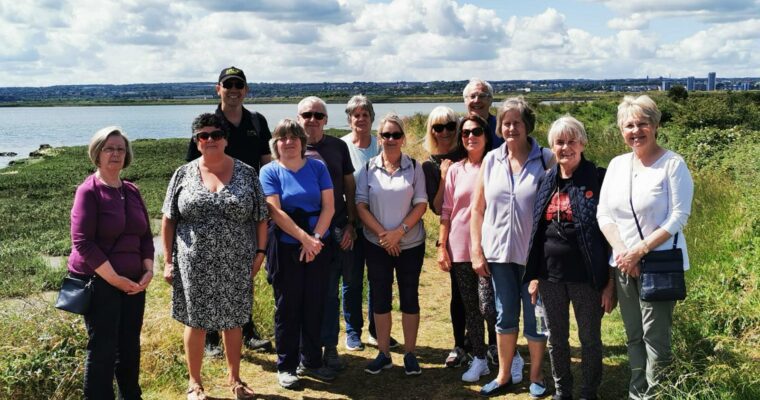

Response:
(535, 297), (547, 335)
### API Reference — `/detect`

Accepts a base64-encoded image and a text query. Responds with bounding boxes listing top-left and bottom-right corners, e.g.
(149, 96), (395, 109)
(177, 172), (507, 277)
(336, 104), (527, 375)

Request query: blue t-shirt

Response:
(259, 158), (333, 243)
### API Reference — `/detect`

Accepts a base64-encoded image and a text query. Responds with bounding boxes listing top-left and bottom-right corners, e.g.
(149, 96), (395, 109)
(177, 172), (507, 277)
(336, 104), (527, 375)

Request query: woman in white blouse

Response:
(597, 95), (694, 400)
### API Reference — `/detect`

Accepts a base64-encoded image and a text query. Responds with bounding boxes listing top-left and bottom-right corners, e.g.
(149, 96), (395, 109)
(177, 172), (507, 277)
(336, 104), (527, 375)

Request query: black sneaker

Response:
(403, 352), (422, 376)
(296, 363), (336, 381)
(364, 352), (392, 374)
(245, 337), (272, 352)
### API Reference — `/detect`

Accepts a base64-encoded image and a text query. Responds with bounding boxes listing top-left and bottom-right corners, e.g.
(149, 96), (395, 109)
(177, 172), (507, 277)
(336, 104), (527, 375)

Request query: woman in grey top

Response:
(356, 113), (427, 376)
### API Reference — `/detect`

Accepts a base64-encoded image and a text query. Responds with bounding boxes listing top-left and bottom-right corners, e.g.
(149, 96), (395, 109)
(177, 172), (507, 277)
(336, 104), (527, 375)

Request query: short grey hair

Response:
(547, 115), (588, 147)
(497, 96), (536, 137)
(463, 78), (494, 99)
(297, 96), (328, 115)
(269, 119), (308, 160)
(88, 126), (133, 168)
(345, 95), (375, 124)
(617, 95), (661, 131)
(377, 112), (405, 136)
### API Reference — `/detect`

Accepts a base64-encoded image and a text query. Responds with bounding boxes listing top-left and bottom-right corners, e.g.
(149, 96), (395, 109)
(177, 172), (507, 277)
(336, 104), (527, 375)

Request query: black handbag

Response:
(629, 158), (686, 302)
(55, 275), (94, 315)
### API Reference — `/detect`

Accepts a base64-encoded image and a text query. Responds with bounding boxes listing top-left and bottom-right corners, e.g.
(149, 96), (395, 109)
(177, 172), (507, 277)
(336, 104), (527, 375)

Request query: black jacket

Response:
(524, 156), (610, 290)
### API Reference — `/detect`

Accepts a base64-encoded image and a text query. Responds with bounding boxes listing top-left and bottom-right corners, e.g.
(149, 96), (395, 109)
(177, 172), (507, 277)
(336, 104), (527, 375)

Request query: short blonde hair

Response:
(88, 126), (133, 168)
(269, 119), (308, 159)
(377, 112), (405, 137)
(617, 95), (661, 131)
(497, 96), (536, 138)
(547, 115), (588, 147)
(423, 106), (459, 153)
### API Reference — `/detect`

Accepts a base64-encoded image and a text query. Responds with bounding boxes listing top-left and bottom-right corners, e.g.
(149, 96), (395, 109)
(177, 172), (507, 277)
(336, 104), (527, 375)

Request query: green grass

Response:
(1, 94), (758, 398)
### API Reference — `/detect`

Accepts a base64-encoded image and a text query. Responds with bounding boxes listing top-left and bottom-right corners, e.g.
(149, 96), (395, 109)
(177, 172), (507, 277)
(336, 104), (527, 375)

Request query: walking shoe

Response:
(244, 337), (272, 352)
(462, 356), (490, 382)
(345, 332), (365, 351)
(479, 378), (512, 397)
(364, 351), (392, 374)
(529, 380), (548, 398)
(367, 334), (401, 348)
(511, 350), (524, 384)
(277, 370), (300, 389)
(445, 346), (467, 368)
(486, 344), (498, 366)
(323, 346), (347, 371)
(296, 363), (336, 381)
(204, 343), (223, 359)
(403, 352), (422, 376)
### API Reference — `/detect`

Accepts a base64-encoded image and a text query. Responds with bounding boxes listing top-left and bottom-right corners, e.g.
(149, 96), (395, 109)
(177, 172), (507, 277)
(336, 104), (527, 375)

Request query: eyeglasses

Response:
(432, 121), (457, 133)
(221, 80), (246, 89)
(380, 132), (404, 140)
(102, 147), (127, 154)
(300, 112), (326, 120)
(468, 92), (491, 100)
(194, 130), (227, 142)
(462, 127), (485, 137)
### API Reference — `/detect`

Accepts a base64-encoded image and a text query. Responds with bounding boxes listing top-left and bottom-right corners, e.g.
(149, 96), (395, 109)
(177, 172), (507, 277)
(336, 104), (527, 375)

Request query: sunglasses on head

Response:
(194, 130), (226, 142)
(432, 121), (457, 133)
(380, 131), (404, 140)
(300, 111), (326, 121)
(221, 80), (246, 89)
(462, 127), (485, 137)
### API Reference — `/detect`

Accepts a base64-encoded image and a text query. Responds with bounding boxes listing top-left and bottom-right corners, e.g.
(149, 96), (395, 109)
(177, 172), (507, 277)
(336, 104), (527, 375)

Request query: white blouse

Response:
(597, 150), (694, 270)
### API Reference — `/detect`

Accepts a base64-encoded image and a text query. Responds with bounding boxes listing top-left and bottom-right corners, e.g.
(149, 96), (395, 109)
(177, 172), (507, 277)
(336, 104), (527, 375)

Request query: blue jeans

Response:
(343, 229), (368, 338)
(321, 233), (355, 347)
(490, 262), (546, 341)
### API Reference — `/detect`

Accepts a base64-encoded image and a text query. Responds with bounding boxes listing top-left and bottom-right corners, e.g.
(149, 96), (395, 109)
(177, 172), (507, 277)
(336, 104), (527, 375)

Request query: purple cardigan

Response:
(67, 174), (154, 280)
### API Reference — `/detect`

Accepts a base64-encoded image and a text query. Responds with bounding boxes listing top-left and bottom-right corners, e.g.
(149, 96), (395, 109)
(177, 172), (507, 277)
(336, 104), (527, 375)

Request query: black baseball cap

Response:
(218, 66), (247, 84)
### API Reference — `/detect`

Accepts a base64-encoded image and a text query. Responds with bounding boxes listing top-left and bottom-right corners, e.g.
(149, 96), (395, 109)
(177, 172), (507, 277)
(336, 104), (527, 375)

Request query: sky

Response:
(1, 0), (758, 87)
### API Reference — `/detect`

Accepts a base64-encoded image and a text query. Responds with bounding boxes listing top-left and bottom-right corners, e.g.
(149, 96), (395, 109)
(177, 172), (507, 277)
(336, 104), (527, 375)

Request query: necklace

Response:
(96, 172), (124, 199)
(382, 154), (401, 172)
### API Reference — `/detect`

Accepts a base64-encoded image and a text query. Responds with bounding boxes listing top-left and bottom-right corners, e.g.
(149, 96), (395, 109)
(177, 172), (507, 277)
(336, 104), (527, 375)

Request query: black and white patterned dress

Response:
(162, 159), (268, 330)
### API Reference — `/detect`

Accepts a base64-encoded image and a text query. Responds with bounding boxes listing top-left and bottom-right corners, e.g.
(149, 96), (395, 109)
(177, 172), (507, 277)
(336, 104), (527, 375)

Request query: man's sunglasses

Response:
(432, 121), (457, 133)
(221, 80), (246, 89)
(300, 112), (326, 120)
(194, 130), (227, 142)
(380, 132), (404, 140)
(462, 127), (485, 137)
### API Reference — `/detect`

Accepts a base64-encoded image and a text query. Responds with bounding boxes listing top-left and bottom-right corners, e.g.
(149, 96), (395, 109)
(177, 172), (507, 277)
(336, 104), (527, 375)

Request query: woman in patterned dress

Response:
(161, 113), (268, 400)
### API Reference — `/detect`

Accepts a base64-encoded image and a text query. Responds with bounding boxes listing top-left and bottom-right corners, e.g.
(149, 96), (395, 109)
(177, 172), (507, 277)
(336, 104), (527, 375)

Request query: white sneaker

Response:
(462, 357), (490, 382)
(511, 350), (524, 384)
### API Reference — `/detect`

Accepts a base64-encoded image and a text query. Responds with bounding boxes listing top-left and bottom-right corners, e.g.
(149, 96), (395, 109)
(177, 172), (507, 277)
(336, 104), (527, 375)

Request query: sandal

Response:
(187, 383), (206, 400)
(232, 380), (255, 400)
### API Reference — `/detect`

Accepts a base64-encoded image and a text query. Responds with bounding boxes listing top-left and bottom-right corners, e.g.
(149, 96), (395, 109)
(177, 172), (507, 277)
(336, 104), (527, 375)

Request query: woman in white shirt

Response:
(597, 95), (694, 400)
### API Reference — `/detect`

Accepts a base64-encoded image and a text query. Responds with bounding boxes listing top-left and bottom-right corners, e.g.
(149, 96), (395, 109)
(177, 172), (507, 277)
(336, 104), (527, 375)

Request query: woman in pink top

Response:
(437, 114), (494, 383)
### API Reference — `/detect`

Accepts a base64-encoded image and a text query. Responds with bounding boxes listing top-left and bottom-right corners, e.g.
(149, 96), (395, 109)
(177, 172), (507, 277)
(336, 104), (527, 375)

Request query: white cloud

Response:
(607, 13), (650, 30)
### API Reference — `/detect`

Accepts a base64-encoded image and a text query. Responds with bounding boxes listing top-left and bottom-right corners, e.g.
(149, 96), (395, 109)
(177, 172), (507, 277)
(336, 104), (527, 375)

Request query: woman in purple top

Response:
(67, 126), (154, 400)
(437, 114), (494, 383)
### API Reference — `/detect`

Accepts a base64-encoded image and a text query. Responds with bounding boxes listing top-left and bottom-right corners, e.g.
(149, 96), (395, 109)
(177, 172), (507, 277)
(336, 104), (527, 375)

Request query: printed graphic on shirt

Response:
(546, 192), (573, 222)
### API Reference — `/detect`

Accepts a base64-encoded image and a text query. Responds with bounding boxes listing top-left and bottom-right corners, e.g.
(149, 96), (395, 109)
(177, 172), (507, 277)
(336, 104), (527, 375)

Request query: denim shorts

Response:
(490, 262), (546, 341)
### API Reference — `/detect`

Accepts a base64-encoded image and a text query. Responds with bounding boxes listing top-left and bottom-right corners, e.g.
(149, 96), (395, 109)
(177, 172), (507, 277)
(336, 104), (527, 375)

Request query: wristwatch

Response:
(401, 223), (410, 234)
(314, 232), (322, 240)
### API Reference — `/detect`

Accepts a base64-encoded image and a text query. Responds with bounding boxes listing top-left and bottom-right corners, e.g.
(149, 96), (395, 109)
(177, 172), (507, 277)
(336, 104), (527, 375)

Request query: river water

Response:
(0, 102), (464, 169)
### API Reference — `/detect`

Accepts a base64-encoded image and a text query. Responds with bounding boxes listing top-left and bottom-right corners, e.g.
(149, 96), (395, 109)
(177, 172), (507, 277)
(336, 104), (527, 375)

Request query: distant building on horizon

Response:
(707, 72), (716, 91)
(687, 76), (695, 91)
(661, 79), (671, 91)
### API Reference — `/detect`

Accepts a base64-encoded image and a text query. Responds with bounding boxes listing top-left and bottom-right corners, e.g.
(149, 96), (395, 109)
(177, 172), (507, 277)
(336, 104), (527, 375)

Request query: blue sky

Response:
(0, 0), (758, 86)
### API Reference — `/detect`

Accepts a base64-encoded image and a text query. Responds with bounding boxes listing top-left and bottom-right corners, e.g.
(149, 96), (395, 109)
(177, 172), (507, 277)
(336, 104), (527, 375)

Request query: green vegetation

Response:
(0, 92), (758, 398)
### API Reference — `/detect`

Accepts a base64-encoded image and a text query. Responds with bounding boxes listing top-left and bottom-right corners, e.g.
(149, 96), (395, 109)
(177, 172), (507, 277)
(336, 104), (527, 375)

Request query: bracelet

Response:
(255, 249), (266, 255)
(435, 240), (444, 248)
(639, 240), (650, 254)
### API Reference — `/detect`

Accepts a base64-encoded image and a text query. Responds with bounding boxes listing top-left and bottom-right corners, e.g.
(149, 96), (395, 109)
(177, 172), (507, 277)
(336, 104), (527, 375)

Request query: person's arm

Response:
(266, 194), (323, 260)
(381, 160), (428, 251)
(133, 187), (154, 292)
(314, 188), (335, 242)
(601, 267), (617, 313)
(470, 167), (490, 277)
(341, 173), (357, 250)
(161, 215), (177, 284)
(252, 219), (267, 276)
(437, 219), (452, 272)
(431, 159), (452, 215)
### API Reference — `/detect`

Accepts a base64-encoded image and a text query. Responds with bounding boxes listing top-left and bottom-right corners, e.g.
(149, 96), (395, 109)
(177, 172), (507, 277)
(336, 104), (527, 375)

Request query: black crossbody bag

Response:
(629, 158), (686, 302)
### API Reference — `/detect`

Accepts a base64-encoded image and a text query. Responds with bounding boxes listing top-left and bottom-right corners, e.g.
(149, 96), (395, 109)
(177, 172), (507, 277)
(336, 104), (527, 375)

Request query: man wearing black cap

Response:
(186, 66), (273, 356)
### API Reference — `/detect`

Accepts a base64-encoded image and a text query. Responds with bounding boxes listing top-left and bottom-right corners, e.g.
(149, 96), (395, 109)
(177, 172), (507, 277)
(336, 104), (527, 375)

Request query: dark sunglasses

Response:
(380, 132), (404, 140)
(221, 80), (246, 89)
(432, 121), (457, 133)
(300, 112), (326, 120)
(194, 130), (227, 142)
(462, 127), (485, 137)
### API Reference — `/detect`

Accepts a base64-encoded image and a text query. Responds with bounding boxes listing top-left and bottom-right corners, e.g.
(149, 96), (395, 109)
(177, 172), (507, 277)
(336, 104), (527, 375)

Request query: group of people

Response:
(66, 68), (693, 400)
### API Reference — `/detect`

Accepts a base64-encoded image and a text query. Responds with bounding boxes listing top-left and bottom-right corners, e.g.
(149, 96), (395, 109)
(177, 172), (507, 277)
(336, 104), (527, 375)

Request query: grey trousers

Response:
(616, 269), (676, 400)
(539, 279), (604, 399)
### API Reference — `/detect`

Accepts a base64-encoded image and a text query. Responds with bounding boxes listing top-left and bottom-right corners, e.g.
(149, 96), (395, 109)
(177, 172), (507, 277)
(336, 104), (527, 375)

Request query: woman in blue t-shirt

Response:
(259, 119), (335, 389)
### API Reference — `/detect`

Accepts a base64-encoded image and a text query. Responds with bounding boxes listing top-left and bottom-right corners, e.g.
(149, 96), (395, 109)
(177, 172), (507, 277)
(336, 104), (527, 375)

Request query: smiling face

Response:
(621, 113), (657, 151)
(430, 118), (457, 154)
(349, 106), (372, 136)
(276, 133), (303, 160)
(195, 125), (227, 157)
(216, 78), (248, 108)
(98, 134), (127, 172)
(298, 101), (328, 141)
(464, 83), (493, 119)
(552, 132), (585, 172)
(461, 120), (486, 156)
(378, 121), (405, 152)
(500, 109), (527, 144)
